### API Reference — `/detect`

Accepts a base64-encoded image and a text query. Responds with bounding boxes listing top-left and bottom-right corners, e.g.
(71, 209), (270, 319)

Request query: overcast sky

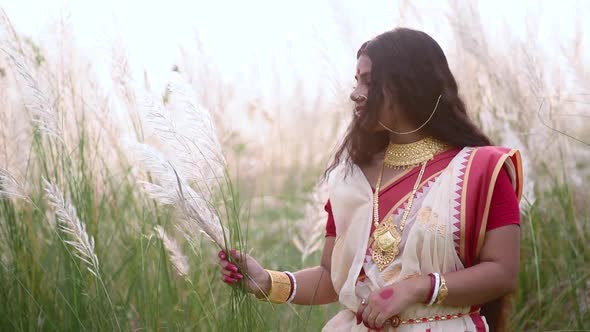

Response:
(2, 0), (588, 98)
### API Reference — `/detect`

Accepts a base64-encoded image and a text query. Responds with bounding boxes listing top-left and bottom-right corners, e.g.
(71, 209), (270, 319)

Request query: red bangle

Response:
(425, 273), (435, 304)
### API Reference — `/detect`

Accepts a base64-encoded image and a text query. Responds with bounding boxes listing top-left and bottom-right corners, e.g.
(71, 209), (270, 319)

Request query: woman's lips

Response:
(354, 105), (364, 117)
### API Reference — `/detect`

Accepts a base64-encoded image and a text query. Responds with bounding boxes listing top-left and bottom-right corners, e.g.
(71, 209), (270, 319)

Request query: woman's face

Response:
(350, 54), (398, 132)
(350, 54), (371, 118)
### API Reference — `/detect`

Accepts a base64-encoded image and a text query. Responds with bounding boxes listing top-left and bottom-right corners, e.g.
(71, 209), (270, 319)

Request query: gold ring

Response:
(389, 315), (401, 328)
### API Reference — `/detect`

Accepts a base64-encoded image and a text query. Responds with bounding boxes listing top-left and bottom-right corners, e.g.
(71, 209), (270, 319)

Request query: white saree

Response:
(323, 148), (489, 332)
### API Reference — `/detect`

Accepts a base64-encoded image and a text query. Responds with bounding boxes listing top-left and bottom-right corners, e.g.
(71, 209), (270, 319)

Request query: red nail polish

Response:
(223, 276), (237, 283)
(218, 251), (226, 259)
(356, 314), (361, 325)
(229, 265), (239, 273)
(235, 273), (243, 280)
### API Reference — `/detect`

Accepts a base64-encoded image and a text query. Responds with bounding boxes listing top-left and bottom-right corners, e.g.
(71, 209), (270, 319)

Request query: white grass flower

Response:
(154, 225), (190, 277)
(292, 182), (329, 261)
(0, 168), (30, 202)
(0, 47), (63, 143)
(130, 143), (225, 248)
(130, 75), (228, 251)
(43, 178), (99, 276)
(139, 75), (226, 195)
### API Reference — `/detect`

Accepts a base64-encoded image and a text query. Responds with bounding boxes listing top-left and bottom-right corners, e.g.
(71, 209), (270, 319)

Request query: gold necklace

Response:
(384, 137), (449, 169)
(371, 138), (447, 271)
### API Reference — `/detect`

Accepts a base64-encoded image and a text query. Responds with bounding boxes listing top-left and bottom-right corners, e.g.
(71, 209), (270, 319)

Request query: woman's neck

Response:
(388, 132), (427, 144)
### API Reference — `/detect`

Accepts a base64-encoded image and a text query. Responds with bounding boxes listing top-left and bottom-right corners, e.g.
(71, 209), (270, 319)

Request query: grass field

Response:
(0, 2), (589, 331)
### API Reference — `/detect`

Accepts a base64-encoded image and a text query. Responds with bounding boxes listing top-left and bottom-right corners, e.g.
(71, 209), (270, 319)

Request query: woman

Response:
(218, 27), (523, 332)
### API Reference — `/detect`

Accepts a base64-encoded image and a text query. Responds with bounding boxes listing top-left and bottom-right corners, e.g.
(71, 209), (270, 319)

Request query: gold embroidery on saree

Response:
(417, 206), (447, 236)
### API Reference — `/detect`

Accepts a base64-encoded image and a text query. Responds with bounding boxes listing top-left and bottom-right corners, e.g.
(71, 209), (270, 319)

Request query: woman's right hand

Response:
(218, 249), (270, 297)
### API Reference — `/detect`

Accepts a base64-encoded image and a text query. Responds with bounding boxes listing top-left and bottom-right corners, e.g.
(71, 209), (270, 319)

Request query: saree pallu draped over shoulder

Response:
(324, 146), (523, 332)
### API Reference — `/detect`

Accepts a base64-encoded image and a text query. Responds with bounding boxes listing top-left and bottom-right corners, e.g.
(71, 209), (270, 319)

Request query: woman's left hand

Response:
(356, 276), (429, 330)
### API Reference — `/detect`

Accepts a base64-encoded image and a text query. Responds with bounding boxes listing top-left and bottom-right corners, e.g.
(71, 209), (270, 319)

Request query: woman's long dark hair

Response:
(326, 28), (491, 176)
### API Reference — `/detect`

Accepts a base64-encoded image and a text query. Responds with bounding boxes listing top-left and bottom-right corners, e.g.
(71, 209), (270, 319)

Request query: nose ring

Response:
(354, 94), (367, 102)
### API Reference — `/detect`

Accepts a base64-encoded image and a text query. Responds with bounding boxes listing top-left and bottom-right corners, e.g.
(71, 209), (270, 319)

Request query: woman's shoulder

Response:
(467, 145), (523, 198)
(472, 145), (518, 155)
(469, 145), (521, 165)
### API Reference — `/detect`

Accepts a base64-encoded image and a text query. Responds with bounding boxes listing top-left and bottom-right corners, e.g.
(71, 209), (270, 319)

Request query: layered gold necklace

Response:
(371, 137), (450, 271)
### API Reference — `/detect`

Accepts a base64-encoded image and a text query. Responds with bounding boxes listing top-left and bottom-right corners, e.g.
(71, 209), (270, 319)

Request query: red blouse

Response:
(324, 166), (520, 238)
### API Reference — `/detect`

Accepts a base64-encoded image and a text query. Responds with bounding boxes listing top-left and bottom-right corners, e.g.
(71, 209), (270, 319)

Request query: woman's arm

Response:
(290, 236), (338, 305)
(219, 236), (338, 305)
(412, 224), (520, 306)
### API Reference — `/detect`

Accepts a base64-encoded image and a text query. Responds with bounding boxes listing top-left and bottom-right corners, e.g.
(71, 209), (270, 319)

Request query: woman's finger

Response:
(218, 259), (240, 273)
(229, 249), (240, 257)
(225, 262), (239, 273)
(228, 249), (246, 262)
(221, 268), (233, 277)
(222, 275), (238, 283)
(362, 305), (372, 328)
(221, 267), (243, 281)
(374, 312), (387, 330)
(218, 250), (227, 260)
(363, 306), (380, 330)
(225, 249), (247, 267)
(356, 299), (368, 325)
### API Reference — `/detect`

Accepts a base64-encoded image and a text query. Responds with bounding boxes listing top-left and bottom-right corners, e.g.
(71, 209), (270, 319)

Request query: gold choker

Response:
(384, 137), (450, 169)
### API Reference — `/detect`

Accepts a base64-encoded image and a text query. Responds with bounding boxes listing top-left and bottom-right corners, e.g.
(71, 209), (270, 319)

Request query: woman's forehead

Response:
(356, 55), (372, 73)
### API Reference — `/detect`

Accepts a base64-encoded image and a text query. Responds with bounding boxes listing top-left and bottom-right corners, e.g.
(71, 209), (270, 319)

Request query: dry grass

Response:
(0, 2), (588, 331)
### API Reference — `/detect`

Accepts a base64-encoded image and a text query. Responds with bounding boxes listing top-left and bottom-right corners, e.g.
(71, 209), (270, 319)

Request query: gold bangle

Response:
(258, 270), (292, 304)
(435, 274), (448, 305)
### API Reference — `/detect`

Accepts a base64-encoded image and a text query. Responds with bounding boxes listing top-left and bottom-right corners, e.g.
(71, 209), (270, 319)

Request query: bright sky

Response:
(1, 0), (588, 98)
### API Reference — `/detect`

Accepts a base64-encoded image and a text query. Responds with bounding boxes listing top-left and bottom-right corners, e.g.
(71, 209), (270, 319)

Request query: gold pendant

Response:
(371, 215), (401, 271)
